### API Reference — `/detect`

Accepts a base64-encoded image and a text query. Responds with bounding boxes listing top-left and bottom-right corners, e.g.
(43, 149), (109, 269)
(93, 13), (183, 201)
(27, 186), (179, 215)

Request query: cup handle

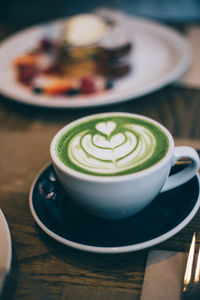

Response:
(161, 146), (200, 192)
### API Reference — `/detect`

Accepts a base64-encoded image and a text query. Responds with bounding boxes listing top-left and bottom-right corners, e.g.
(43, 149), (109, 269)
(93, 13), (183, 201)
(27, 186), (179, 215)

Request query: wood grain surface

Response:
(1, 26), (200, 299)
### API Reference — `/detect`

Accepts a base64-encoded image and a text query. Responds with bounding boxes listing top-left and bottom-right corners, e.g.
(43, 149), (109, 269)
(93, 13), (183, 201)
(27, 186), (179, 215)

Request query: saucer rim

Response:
(29, 163), (200, 254)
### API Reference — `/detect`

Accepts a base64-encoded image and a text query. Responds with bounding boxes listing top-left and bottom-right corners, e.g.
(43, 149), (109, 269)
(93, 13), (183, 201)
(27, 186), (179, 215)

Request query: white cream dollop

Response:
(63, 14), (108, 46)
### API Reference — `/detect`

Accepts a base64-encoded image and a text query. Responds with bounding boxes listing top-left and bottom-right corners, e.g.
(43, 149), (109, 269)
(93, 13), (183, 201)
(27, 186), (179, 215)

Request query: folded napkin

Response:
(140, 250), (187, 300)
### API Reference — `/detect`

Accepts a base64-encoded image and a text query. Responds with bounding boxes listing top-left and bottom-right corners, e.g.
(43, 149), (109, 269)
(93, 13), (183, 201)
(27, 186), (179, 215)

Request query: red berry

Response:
(80, 77), (96, 94)
(18, 65), (38, 85)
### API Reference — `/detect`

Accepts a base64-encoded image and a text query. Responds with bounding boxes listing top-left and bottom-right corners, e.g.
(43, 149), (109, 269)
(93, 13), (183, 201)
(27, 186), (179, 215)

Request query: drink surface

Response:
(55, 115), (169, 176)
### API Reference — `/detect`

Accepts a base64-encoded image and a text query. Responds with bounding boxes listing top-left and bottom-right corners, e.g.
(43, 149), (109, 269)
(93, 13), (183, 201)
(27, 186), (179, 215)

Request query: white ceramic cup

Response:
(50, 113), (200, 219)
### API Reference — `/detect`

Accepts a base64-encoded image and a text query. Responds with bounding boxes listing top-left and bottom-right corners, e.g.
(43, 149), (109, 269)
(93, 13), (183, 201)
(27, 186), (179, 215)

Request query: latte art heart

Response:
(96, 121), (116, 136)
(93, 133), (126, 148)
(56, 115), (169, 176)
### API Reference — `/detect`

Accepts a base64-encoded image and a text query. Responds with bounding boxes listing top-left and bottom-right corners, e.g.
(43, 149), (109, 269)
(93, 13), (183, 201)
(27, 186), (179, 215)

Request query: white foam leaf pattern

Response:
(68, 122), (156, 174)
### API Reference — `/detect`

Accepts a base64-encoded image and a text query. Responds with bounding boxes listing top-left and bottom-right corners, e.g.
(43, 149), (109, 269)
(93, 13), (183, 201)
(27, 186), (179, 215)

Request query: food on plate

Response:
(99, 25), (132, 77)
(56, 13), (109, 78)
(62, 13), (109, 47)
(13, 13), (133, 98)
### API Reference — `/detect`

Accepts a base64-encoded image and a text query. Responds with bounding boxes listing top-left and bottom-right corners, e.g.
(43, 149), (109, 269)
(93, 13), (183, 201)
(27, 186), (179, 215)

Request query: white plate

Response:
(0, 209), (12, 294)
(0, 15), (191, 108)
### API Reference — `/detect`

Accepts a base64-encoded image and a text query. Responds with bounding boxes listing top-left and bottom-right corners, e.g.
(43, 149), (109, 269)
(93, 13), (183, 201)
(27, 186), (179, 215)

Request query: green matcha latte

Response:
(55, 114), (169, 176)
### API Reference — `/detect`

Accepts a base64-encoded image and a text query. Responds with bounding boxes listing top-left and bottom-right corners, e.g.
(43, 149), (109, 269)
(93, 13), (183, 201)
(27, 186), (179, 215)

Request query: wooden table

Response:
(1, 27), (200, 299)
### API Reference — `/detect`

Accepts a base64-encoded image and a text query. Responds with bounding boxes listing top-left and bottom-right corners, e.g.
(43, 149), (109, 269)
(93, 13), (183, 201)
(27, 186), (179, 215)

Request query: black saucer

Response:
(29, 164), (200, 253)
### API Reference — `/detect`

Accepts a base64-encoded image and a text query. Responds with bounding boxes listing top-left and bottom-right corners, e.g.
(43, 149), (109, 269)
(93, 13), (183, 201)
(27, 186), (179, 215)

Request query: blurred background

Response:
(0, 0), (200, 32)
